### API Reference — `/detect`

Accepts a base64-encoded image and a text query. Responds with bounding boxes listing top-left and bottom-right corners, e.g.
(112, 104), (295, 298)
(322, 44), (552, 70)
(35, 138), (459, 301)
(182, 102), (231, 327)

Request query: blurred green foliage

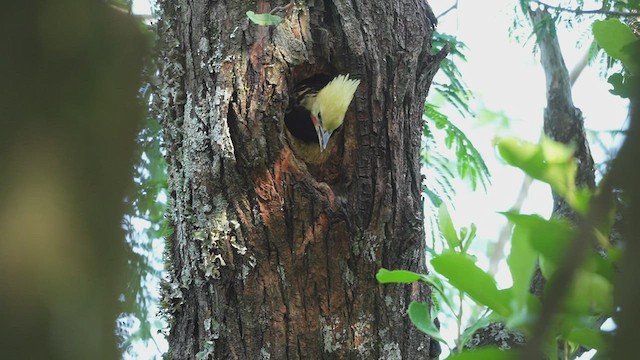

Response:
(380, 137), (619, 358)
(117, 5), (171, 357)
(0, 1), (147, 359)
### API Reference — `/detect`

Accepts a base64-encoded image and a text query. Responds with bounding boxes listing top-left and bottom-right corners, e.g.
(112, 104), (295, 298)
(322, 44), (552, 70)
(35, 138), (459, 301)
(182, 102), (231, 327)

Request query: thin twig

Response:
(569, 41), (592, 86)
(109, 3), (129, 14)
(531, 0), (640, 17)
(456, 288), (464, 353)
(270, 1), (295, 15)
(437, 1), (458, 19)
(488, 175), (533, 276)
(109, 3), (156, 21)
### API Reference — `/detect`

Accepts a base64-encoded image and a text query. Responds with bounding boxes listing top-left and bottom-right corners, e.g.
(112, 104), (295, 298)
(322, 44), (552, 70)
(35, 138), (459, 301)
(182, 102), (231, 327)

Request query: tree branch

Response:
(521, 8), (598, 358)
(269, 1), (294, 15)
(488, 175), (532, 276)
(530, 0), (640, 18)
(437, 1), (458, 19)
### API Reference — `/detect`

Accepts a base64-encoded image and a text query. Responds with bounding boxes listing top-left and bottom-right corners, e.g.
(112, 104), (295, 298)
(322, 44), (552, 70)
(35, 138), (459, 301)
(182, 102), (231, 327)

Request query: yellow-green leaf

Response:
(593, 19), (640, 74)
(439, 204), (460, 249)
(432, 252), (511, 316)
(407, 301), (447, 344)
(246, 11), (283, 26)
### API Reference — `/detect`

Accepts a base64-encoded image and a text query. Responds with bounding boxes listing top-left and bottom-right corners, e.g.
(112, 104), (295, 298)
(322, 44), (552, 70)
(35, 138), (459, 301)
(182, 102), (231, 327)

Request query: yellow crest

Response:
(311, 74), (361, 132)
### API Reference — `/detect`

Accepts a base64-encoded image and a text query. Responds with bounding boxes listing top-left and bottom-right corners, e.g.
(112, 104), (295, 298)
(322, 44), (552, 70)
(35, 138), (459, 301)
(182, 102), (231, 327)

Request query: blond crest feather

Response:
(311, 74), (360, 132)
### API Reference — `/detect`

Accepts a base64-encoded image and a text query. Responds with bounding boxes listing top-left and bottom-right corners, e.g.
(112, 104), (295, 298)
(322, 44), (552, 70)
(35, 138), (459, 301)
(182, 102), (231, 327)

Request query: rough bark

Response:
(155, 0), (445, 358)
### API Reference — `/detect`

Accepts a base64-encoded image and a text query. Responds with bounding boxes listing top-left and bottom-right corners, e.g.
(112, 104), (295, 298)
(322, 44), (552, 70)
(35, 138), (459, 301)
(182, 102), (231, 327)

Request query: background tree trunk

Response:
(0, 3), (146, 359)
(526, 9), (596, 301)
(156, 0), (445, 358)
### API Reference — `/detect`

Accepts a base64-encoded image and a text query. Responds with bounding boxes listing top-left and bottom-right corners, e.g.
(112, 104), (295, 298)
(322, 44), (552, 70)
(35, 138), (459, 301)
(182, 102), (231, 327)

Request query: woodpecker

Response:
(285, 74), (361, 152)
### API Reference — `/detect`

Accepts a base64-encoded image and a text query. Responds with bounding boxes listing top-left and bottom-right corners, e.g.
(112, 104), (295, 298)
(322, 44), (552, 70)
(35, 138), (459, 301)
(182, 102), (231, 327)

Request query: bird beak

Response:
(315, 126), (333, 152)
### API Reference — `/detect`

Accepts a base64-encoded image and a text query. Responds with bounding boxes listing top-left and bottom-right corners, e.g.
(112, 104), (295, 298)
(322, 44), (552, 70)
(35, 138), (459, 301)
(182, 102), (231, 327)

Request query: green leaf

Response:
(565, 270), (614, 314)
(376, 268), (441, 294)
(424, 186), (443, 207)
(460, 314), (492, 348)
(376, 268), (426, 284)
(593, 19), (640, 74)
(376, 269), (454, 311)
(424, 103), (491, 191)
(607, 72), (639, 99)
(445, 347), (518, 360)
(438, 204), (460, 249)
(407, 301), (447, 344)
(506, 217), (538, 311)
(504, 213), (573, 267)
(565, 327), (608, 351)
(497, 137), (580, 211)
(246, 11), (283, 26)
(504, 215), (614, 314)
(461, 223), (477, 253)
(506, 292), (541, 329)
(431, 252), (511, 316)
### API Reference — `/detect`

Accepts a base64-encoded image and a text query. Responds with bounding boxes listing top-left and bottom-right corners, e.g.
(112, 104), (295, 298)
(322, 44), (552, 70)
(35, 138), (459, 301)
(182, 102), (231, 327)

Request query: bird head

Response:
(304, 74), (360, 151)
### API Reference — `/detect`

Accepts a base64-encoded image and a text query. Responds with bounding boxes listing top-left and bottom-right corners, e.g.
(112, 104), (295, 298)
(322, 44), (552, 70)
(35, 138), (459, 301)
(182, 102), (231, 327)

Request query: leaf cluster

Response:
(424, 104), (490, 194)
(431, 32), (473, 117)
(382, 17), (638, 360)
(593, 18), (640, 98)
(422, 32), (490, 223)
(380, 136), (620, 359)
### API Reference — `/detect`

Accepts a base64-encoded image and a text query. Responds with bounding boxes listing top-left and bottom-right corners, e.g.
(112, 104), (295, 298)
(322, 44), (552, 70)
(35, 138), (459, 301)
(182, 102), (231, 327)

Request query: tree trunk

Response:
(155, 0), (445, 358)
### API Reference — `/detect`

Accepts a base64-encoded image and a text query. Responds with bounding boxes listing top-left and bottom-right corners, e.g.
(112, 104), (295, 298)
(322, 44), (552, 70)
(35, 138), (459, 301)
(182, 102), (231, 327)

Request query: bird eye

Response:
(317, 112), (322, 124)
